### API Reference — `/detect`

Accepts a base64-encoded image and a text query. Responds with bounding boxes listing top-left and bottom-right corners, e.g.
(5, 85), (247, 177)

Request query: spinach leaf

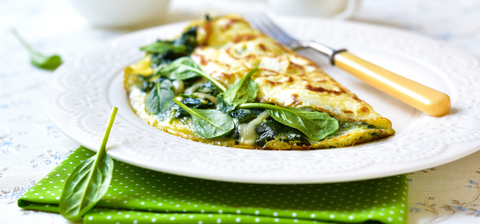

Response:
(146, 26), (198, 67)
(229, 108), (264, 123)
(195, 81), (222, 97)
(223, 67), (259, 108)
(161, 57), (202, 80)
(12, 29), (62, 70)
(172, 26), (197, 53)
(238, 103), (339, 140)
(254, 119), (310, 147)
(138, 75), (166, 92)
(145, 80), (174, 120)
(173, 98), (234, 138)
(140, 41), (187, 54)
(59, 107), (117, 220)
(161, 57), (227, 91)
(216, 94), (236, 113)
(170, 94), (215, 119)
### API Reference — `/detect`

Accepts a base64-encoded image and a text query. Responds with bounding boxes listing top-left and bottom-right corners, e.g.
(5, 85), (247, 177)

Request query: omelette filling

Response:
(124, 15), (395, 150)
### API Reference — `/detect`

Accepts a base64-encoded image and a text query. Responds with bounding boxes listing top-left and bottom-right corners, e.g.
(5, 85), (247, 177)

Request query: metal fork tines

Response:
(244, 14), (344, 65)
(244, 14), (299, 48)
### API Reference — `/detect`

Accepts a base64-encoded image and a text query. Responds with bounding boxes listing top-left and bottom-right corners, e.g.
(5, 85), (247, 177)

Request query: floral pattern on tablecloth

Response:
(409, 164), (480, 223)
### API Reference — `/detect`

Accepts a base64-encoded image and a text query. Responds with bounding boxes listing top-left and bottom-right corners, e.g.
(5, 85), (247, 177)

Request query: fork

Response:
(244, 14), (450, 117)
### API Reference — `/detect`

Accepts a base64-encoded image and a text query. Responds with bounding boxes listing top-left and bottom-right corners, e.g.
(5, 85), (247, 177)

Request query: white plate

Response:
(44, 17), (480, 184)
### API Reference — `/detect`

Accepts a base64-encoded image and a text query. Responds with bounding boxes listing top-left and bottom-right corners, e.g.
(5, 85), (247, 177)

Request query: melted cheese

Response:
(238, 110), (270, 145)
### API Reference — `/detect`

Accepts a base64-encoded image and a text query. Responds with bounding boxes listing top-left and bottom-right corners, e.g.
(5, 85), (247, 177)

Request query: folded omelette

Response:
(124, 15), (395, 150)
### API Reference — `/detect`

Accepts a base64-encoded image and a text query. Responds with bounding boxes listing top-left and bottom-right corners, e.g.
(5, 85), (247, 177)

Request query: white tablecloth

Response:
(1, 0), (480, 223)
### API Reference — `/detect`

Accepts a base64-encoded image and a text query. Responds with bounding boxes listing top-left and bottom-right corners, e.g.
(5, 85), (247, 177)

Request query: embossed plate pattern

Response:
(43, 17), (480, 184)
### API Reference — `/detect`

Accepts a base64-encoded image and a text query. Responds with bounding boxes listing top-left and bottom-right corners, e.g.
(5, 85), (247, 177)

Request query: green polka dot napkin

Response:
(18, 146), (408, 223)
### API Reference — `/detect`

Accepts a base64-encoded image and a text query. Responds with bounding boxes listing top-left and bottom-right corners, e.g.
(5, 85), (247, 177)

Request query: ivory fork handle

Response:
(334, 51), (451, 116)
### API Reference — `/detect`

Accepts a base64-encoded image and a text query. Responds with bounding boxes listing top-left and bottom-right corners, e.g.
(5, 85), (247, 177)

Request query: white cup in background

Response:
(67, 0), (171, 28)
(268, 0), (362, 19)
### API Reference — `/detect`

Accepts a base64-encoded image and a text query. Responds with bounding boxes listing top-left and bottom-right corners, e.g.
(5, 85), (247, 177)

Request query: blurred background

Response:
(1, 0), (480, 223)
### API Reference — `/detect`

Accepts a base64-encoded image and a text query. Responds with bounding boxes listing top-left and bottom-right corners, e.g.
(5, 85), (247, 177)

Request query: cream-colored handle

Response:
(335, 51), (450, 116)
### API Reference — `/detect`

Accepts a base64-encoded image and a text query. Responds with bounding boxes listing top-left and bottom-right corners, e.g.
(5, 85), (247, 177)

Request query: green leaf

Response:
(59, 107), (118, 220)
(145, 80), (174, 120)
(173, 98), (234, 138)
(162, 57), (201, 80)
(140, 41), (188, 54)
(11, 29), (62, 70)
(216, 94), (236, 113)
(161, 57), (227, 92)
(223, 67), (259, 108)
(238, 103), (339, 140)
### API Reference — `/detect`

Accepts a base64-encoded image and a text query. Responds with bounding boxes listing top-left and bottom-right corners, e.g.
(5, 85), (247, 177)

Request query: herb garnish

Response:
(145, 80), (174, 120)
(161, 57), (226, 91)
(59, 107), (118, 220)
(141, 26), (198, 67)
(173, 98), (234, 138)
(222, 67), (259, 109)
(140, 42), (188, 54)
(11, 29), (62, 70)
(161, 57), (203, 80)
(238, 103), (339, 140)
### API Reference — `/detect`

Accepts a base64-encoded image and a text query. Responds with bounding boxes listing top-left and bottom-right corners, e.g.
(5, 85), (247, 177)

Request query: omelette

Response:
(124, 15), (395, 150)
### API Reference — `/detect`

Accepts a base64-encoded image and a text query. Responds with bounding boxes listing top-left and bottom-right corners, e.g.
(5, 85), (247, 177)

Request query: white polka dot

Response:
(236, 218), (241, 222)
(88, 216), (93, 220)
(330, 214), (335, 219)
(273, 212), (278, 216)
(107, 216), (111, 219)
(217, 219), (221, 223)
(255, 218), (260, 222)
(151, 218), (156, 222)
(388, 217), (393, 221)
(170, 217), (175, 221)
(126, 215), (130, 218)
(134, 220), (138, 224)
(311, 214), (315, 218)
(274, 218), (279, 222)
(349, 215), (354, 220)
(189, 215), (194, 219)
(292, 212), (296, 217)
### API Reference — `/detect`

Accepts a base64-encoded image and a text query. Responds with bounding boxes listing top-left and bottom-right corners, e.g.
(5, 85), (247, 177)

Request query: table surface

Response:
(1, 0), (480, 223)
